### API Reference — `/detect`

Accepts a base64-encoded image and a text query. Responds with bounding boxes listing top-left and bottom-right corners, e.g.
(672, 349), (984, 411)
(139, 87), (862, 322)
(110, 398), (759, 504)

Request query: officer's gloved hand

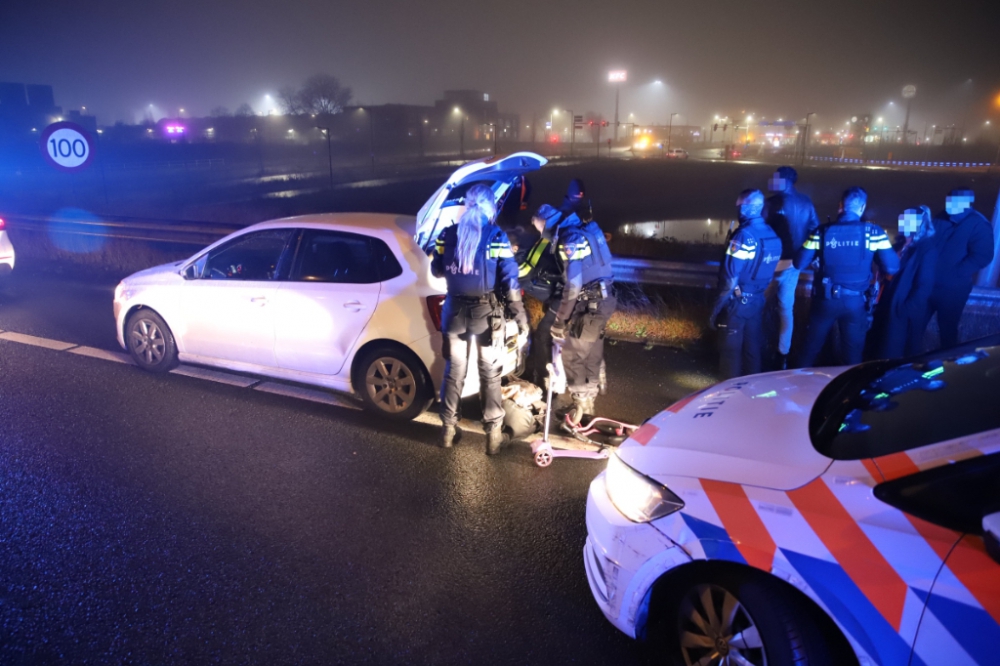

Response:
(550, 323), (567, 343)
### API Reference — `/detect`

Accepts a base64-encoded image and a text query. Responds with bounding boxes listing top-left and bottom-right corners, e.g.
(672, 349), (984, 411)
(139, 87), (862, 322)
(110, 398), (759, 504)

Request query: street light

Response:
(357, 107), (376, 175)
(666, 112), (679, 156)
(316, 126), (333, 188)
(453, 106), (465, 159)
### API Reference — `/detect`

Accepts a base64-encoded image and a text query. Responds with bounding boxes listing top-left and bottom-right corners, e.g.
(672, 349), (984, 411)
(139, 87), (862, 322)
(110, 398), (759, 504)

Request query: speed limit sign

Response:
(40, 121), (95, 172)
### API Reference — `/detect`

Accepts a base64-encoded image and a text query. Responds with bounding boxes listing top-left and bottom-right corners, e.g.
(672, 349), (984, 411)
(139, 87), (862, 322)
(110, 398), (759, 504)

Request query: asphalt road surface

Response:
(0, 266), (718, 665)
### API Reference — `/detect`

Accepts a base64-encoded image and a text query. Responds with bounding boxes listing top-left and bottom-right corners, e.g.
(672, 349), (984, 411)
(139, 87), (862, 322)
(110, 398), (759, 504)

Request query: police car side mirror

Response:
(983, 512), (1000, 565)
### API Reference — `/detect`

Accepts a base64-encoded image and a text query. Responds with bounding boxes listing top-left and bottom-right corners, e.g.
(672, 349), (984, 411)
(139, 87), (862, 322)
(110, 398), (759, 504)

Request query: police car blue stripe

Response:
(782, 549), (922, 666)
(921, 589), (1000, 665)
(680, 514), (748, 565)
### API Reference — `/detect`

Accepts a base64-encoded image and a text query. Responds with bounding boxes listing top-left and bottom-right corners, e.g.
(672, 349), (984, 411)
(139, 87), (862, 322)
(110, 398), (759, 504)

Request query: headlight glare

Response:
(605, 452), (684, 523)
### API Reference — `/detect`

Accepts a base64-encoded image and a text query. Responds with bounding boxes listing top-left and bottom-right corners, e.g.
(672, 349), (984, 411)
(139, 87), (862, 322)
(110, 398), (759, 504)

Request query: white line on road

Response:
(254, 381), (360, 410)
(67, 346), (133, 364)
(0, 327), (471, 434)
(0, 331), (78, 351)
(170, 365), (260, 388)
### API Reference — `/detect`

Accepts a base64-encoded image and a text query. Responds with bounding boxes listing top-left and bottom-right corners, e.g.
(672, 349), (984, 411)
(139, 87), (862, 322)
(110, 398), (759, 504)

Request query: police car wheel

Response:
(649, 566), (847, 666)
(355, 345), (433, 421)
(126, 309), (178, 373)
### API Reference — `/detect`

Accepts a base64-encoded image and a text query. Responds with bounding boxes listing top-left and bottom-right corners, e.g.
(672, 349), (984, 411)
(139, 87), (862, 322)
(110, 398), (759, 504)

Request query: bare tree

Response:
(235, 103), (256, 117)
(209, 106), (232, 117)
(277, 86), (304, 116)
(299, 74), (352, 116)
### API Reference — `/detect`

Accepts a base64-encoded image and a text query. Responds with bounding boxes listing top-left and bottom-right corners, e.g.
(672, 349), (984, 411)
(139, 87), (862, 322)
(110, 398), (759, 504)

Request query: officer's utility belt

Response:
(733, 286), (759, 304)
(817, 278), (864, 299)
(578, 279), (612, 301)
(451, 294), (498, 306)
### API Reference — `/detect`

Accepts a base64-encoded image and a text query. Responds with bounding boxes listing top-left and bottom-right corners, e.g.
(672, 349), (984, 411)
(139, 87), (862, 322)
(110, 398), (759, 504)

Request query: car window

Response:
(874, 451), (1000, 534)
(809, 336), (1000, 460)
(202, 229), (294, 281)
(290, 230), (400, 284)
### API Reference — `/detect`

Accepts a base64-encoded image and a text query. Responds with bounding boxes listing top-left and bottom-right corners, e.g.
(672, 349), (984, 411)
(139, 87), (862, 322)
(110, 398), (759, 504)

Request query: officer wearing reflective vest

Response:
(545, 194), (616, 424)
(517, 203), (564, 385)
(794, 186), (899, 367)
(432, 183), (529, 455)
(709, 189), (783, 379)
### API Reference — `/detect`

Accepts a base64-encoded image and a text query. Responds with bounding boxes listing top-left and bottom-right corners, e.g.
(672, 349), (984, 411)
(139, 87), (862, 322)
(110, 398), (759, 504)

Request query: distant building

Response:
(0, 82), (96, 142)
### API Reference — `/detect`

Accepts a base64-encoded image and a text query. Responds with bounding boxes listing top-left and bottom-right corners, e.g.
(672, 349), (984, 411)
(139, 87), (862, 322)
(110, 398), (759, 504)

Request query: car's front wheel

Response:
(649, 566), (850, 666)
(125, 309), (178, 373)
(354, 345), (433, 421)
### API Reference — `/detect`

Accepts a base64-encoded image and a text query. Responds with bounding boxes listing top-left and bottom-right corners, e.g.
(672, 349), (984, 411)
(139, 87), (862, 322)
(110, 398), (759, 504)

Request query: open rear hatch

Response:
(414, 152), (548, 252)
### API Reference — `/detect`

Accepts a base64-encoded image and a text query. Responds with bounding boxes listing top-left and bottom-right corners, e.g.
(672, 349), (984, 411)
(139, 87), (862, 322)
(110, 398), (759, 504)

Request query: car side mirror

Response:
(182, 264), (199, 280)
(983, 512), (1000, 565)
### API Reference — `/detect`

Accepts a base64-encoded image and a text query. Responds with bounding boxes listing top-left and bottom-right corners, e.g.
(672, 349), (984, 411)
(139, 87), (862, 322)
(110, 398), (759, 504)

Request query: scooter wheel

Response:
(534, 450), (553, 467)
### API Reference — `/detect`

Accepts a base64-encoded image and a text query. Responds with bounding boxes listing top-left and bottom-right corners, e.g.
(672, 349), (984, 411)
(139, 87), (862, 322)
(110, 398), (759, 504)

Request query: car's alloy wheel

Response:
(126, 309), (177, 373)
(678, 584), (766, 666)
(365, 356), (418, 415)
(354, 346), (433, 421)
(131, 319), (166, 365)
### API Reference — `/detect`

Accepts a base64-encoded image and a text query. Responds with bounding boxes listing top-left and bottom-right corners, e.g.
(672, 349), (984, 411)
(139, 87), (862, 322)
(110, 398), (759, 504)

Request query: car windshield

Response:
(810, 335), (1000, 460)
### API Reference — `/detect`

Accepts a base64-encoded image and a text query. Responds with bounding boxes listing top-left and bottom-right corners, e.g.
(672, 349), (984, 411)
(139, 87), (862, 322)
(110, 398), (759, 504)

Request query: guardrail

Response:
(7, 213), (1000, 312)
(809, 156), (995, 169)
(610, 255), (1000, 313)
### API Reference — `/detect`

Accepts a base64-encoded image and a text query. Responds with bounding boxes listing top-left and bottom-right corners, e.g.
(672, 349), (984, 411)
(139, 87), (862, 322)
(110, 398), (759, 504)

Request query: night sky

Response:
(2, 0), (999, 130)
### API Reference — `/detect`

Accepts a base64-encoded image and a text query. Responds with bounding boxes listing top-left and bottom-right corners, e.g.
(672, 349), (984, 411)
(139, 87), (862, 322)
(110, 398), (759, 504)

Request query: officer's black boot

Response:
(441, 425), (462, 449)
(485, 424), (505, 456)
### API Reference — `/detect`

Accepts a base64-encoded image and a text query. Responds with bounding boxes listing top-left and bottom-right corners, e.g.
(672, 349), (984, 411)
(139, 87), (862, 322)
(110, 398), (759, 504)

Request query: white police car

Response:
(585, 336), (1000, 665)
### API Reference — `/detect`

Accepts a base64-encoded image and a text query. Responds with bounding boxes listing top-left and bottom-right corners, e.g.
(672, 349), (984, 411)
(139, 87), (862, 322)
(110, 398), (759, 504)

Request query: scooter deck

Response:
(528, 432), (604, 453)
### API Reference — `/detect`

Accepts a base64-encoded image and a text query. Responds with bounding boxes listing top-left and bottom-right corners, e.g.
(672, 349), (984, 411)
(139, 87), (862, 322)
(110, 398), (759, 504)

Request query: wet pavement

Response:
(0, 267), (717, 665)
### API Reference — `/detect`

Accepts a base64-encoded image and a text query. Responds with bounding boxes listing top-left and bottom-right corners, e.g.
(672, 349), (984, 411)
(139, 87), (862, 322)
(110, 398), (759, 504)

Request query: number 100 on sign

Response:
(40, 122), (95, 172)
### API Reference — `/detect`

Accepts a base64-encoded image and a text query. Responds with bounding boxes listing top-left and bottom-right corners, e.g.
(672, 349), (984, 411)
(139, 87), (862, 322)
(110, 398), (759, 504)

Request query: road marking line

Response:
(0, 325), (466, 430)
(0, 331), (78, 351)
(254, 381), (360, 410)
(170, 365), (260, 388)
(67, 346), (133, 364)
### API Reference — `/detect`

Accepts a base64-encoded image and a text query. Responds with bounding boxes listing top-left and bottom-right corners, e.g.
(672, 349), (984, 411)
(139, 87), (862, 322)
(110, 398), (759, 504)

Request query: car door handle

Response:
(250, 296), (268, 305)
(343, 300), (366, 311)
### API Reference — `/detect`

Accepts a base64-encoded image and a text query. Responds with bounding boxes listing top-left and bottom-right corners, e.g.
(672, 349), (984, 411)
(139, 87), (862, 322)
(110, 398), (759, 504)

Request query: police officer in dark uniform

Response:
(795, 187), (899, 367)
(544, 183), (616, 424)
(432, 184), (528, 454)
(517, 204), (563, 385)
(709, 189), (783, 379)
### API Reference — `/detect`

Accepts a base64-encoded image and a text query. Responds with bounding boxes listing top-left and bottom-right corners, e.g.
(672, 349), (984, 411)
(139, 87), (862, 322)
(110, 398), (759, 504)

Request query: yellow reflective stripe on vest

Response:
(866, 231), (892, 251)
(488, 242), (514, 259)
(518, 238), (549, 278)
(435, 238), (446, 255)
(726, 238), (756, 261)
(558, 240), (593, 261)
(802, 233), (821, 251)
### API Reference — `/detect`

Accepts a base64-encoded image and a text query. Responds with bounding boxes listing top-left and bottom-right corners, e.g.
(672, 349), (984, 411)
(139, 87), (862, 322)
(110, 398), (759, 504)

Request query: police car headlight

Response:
(605, 452), (684, 523)
(114, 282), (130, 302)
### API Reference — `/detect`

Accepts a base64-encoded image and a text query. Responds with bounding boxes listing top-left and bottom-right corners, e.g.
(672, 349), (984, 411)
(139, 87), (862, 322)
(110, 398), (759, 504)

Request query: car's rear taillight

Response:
(0, 218), (6, 231)
(426, 295), (446, 331)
